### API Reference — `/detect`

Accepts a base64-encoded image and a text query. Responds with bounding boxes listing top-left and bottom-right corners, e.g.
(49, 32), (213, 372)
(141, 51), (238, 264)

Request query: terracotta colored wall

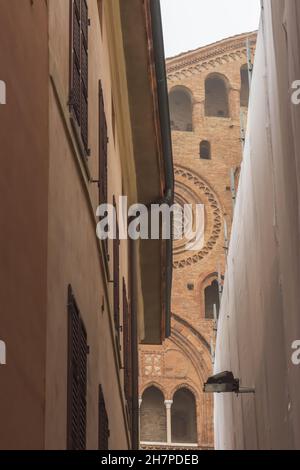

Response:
(45, 0), (130, 450)
(214, 0), (300, 450)
(0, 0), (49, 449)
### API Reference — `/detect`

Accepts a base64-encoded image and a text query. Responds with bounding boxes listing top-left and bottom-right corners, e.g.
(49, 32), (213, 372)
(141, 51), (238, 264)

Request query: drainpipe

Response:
(130, 235), (139, 449)
(150, 0), (175, 338)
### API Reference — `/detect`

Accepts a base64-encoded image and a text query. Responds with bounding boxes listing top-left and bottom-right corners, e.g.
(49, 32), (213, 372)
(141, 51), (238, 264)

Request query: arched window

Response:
(200, 140), (211, 160)
(169, 87), (193, 132)
(240, 64), (250, 107)
(205, 74), (229, 118)
(140, 387), (166, 443)
(204, 279), (220, 319)
(171, 388), (197, 444)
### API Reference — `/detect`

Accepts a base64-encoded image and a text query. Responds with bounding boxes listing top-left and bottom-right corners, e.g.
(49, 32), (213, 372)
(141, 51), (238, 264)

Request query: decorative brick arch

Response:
(170, 382), (200, 402)
(169, 325), (211, 385)
(140, 381), (166, 399)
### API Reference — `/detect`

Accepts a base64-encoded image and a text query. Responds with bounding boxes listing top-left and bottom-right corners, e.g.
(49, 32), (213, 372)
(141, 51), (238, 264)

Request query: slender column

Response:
(164, 400), (173, 444)
(138, 398), (142, 440)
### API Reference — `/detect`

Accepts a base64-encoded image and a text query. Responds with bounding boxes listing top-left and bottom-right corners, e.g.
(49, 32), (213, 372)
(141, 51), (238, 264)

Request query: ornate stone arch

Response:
(173, 165), (224, 269)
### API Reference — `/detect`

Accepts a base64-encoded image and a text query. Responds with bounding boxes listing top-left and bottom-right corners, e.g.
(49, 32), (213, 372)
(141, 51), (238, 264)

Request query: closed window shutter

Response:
(98, 82), (109, 259)
(113, 198), (120, 337)
(80, 0), (89, 152)
(78, 317), (88, 449)
(70, 0), (89, 155)
(71, 0), (81, 126)
(98, 385), (109, 450)
(99, 82), (108, 206)
(123, 280), (132, 425)
(67, 286), (88, 450)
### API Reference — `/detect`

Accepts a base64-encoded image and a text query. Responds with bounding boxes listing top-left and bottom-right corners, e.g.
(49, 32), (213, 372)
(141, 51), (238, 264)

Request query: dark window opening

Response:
(98, 82), (108, 206)
(140, 387), (167, 443)
(70, 0), (89, 155)
(98, 81), (109, 260)
(98, 385), (110, 450)
(200, 140), (211, 160)
(67, 285), (88, 450)
(204, 279), (220, 319)
(123, 279), (132, 428)
(113, 197), (120, 340)
(240, 65), (250, 107)
(171, 389), (197, 444)
(98, 0), (103, 34)
(169, 88), (193, 132)
(205, 75), (229, 118)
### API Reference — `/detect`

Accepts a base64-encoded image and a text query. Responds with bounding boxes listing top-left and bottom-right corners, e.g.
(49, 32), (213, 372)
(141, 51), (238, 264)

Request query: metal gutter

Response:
(149, 0), (174, 338)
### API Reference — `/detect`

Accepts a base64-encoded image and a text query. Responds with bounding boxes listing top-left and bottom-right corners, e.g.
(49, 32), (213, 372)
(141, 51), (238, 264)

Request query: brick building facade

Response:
(139, 32), (257, 450)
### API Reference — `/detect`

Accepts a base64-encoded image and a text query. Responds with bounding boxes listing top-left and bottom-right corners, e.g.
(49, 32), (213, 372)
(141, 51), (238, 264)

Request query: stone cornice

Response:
(166, 32), (257, 80)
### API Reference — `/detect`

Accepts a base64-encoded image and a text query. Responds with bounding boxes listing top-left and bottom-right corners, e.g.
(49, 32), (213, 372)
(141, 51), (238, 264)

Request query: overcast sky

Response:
(161, 0), (261, 58)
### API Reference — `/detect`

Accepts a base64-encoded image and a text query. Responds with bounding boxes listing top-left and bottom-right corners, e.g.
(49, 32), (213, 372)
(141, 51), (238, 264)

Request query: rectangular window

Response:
(99, 82), (108, 206)
(98, 0), (103, 35)
(123, 279), (132, 427)
(113, 197), (120, 339)
(98, 82), (109, 261)
(70, 0), (89, 155)
(67, 285), (88, 450)
(98, 385), (110, 450)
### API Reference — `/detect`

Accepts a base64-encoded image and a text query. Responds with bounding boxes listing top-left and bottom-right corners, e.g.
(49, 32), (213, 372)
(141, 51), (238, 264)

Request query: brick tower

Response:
(139, 32), (257, 450)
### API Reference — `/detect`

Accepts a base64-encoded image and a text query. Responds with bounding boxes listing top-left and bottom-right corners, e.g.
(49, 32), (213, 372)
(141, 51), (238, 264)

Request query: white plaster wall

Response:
(214, 0), (300, 450)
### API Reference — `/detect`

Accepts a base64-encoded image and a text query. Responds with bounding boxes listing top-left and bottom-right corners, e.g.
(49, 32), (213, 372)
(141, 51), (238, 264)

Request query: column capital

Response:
(164, 400), (173, 409)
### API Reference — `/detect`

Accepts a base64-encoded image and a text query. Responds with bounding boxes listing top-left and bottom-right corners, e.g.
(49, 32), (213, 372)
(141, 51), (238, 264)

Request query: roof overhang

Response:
(118, 0), (174, 344)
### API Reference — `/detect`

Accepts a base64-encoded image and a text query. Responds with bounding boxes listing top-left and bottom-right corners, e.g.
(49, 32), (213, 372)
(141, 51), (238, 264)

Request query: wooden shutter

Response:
(98, 82), (109, 259)
(113, 198), (120, 337)
(67, 286), (88, 450)
(123, 280), (132, 426)
(80, 0), (89, 152)
(70, 0), (89, 155)
(99, 82), (108, 206)
(98, 385), (109, 450)
(71, 0), (81, 126)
